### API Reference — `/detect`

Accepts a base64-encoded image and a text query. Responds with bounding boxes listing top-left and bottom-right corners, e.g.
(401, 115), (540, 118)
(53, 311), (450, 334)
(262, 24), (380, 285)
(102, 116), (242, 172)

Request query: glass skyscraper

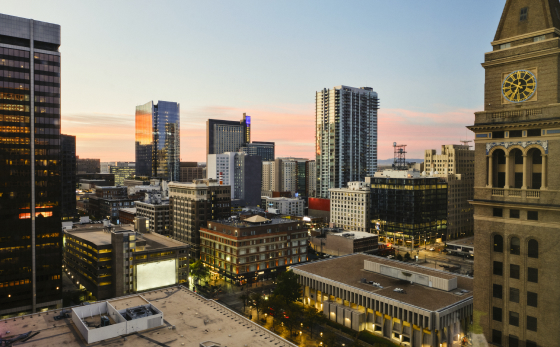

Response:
(135, 100), (180, 181)
(0, 14), (63, 315)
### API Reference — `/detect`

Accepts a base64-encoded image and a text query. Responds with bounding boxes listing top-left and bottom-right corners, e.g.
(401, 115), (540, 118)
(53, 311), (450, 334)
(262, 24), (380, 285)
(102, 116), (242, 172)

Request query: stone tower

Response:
(468, 1), (560, 346)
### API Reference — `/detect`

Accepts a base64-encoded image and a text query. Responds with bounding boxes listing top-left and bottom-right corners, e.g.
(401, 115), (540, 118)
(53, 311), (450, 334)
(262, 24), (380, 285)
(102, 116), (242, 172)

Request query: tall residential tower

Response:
(316, 86), (378, 198)
(206, 113), (250, 156)
(0, 14), (62, 315)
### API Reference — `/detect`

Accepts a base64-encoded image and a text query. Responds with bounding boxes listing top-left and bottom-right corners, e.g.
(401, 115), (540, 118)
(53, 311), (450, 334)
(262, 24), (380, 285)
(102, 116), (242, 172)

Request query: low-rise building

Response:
(135, 192), (170, 235)
(87, 186), (134, 222)
(294, 253), (473, 347)
(330, 181), (370, 232)
(63, 223), (189, 301)
(76, 156), (101, 174)
(308, 197), (330, 223)
(119, 207), (136, 224)
(263, 197), (304, 216)
(200, 216), (308, 285)
(179, 161), (204, 182)
(109, 163), (136, 186)
(310, 229), (378, 256)
(77, 173), (115, 186)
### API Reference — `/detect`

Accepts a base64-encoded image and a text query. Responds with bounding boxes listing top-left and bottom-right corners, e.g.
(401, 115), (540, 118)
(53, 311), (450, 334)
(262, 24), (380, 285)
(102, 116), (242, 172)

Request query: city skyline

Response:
(2, 1), (504, 162)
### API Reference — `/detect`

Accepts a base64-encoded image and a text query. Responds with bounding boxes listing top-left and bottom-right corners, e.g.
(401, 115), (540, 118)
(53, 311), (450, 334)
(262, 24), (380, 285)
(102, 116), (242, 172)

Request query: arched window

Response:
(510, 237), (520, 255)
(528, 239), (538, 258)
(494, 235), (503, 253)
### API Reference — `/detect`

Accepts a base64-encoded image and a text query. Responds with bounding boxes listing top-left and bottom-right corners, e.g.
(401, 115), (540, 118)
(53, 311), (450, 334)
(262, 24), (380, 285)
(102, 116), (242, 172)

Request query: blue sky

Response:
(4, 1), (506, 161)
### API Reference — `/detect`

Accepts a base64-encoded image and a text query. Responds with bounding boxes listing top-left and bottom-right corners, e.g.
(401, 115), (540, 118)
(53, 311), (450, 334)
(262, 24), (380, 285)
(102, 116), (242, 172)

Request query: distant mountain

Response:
(377, 158), (424, 165)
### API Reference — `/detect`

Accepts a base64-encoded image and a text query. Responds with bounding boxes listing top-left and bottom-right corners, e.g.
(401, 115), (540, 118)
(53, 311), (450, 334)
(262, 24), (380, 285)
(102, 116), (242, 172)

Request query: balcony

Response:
(490, 188), (540, 199)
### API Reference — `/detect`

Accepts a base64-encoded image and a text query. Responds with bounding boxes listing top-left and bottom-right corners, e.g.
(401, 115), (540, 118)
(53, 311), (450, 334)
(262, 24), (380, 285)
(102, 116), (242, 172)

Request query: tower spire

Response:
(494, 0), (560, 42)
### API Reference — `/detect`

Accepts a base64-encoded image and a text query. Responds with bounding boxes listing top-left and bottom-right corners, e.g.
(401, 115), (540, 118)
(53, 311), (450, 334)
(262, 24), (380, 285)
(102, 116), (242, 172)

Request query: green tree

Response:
(189, 260), (209, 286)
(404, 252), (411, 261)
(322, 328), (340, 347)
(266, 294), (286, 332)
(240, 293), (249, 313)
(279, 301), (303, 338)
(250, 292), (265, 320)
(396, 253), (403, 261)
(273, 271), (301, 303)
(303, 305), (326, 338)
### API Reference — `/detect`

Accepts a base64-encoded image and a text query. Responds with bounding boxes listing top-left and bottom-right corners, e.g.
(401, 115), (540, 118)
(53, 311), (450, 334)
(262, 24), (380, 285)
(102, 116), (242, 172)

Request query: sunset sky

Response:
(4, 1), (505, 161)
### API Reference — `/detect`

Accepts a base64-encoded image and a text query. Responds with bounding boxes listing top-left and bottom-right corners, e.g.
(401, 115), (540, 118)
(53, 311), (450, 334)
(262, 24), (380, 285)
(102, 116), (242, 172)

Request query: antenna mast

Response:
(392, 142), (407, 171)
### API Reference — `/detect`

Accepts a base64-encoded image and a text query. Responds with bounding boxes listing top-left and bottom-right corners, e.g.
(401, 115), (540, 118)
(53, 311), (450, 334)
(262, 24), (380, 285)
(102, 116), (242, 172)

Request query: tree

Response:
(250, 292), (265, 320)
(266, 294), (287, 332)
(322, 328), (340, 347)
(279, 301), (303, 338)
(396, 253), (403, 261)
(190, 260), (210, 286)
(240, 293), (249, 313)
(303, 305), (326, 338)
(404, 252), (411, 261)
(273, 271), (301, 303)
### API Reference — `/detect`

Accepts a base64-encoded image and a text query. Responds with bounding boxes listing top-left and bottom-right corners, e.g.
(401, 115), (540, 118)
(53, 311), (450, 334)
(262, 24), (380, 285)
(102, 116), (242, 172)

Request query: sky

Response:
(4, 1), (506, 161)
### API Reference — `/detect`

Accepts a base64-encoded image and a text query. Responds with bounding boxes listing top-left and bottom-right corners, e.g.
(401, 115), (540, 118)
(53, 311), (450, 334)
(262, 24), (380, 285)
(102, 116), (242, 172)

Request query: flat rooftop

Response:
(294, 254), (472, 311)
(212, 217), (297, 228)
(119, 207), (137, 214)
(447, 237), (475, 248)
(0, 287), (296, 346)
(329, 231), (378, 240)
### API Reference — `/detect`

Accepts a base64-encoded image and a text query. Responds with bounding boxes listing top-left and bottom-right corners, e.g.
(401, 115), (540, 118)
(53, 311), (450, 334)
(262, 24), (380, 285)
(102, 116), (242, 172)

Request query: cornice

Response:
(467, 118), (560, 131)
(470, 199), (560, 211)
(482, 47), (560, 68)
(490, 27), (560, 46)
(473, 215), (560, 229)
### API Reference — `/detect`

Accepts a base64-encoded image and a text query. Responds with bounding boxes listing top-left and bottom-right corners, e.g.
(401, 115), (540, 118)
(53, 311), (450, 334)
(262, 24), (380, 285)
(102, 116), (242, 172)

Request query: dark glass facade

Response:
(370, 176), (448, 248)
(135, 100), (180, 181)
(61, 134), (76, 220)
(240, 141), (274, 161)
(0, 15), (62, 315)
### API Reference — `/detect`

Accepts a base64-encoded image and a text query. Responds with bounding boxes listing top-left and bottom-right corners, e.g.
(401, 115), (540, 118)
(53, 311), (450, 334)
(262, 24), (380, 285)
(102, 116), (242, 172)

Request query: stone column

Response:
(505, 153), (510, 188)
(541, 155), (547, 190)
(522, 154), (528, 190)
(487, 156), (493, 188)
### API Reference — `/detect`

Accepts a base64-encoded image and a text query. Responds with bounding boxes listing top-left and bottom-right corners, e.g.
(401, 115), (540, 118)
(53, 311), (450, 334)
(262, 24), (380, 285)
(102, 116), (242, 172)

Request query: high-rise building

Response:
(135, 101), (180, 181)
(261, 161), (276, 192)
(424, 144), (475, 240)
(169, 179), (231, 258)
(61, 134), (76, 221)
(239, 141), (275, 161)
(0, 14), (62, 315)
(261, 158), (311, 198)
(206, 113), (250, 156)
(76, 156), (100, 174)
(207, 152), (262, 206)
(316, 86), (379, 198)
(109, 162), (135, 186)
(179, 161), (204, 182)
(306, 160), (316, 198)
(329, 182), (370, 232)
(468, 2), (560, 346)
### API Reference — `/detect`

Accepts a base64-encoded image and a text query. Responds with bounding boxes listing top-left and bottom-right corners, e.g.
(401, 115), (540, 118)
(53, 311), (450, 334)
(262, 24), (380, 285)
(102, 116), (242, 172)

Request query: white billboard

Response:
(136, 259), (176, 291)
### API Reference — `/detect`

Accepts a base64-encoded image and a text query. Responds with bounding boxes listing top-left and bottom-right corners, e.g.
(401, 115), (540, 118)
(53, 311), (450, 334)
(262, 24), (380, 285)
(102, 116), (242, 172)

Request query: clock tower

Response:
(468, 1), (560, 346)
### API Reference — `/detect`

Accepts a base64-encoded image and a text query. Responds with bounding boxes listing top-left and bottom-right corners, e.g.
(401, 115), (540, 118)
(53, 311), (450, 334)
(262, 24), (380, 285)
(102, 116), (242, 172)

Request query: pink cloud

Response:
(62, 105), (477, 163)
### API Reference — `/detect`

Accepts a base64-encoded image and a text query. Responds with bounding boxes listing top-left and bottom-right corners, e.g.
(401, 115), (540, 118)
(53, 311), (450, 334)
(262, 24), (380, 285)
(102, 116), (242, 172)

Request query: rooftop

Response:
(329, 231), (378, 240)
(293, 254), (472, 311)
(0, 287), (297, 347)
(119, 207), (137, 214)
(210, 217), (298, 229)
(447, 237), (475, 248)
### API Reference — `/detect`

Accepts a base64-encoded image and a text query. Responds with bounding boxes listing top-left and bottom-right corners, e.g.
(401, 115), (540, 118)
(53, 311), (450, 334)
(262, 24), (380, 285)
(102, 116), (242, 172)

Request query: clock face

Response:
(502, 70), (537, 103)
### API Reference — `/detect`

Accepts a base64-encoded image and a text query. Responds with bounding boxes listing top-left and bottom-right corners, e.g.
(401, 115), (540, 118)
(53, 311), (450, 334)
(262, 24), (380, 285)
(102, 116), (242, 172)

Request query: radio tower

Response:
(392, 142), (407, 170)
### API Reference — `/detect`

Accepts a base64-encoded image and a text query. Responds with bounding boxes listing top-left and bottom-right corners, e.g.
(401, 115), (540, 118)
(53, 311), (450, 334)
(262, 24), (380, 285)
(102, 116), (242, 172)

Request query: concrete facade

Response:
(468, 2), (560, 346)
(309, 231), (378, 256)
(329, 181), (370, 232)
(263, 196), (304, 216)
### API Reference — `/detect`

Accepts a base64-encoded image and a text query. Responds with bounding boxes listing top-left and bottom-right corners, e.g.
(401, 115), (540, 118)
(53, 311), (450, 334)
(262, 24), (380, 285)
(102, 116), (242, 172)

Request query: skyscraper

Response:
(135, 100), (180, 181)
(316, 86), (379, 198)
(0, 14), (62, 315)
(206, 113), (250, 156)
(61, 134), (76, 221)
(239, 141), (275, 161)
(468, 2), (560, 346)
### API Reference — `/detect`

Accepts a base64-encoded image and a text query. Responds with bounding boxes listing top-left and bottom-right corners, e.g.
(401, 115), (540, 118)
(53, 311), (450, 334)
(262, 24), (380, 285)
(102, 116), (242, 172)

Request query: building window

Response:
(509, 209), (519, 218)
(528, 239), (538, 258)
(492, 330), (502, 345)
(527, 316), (537, 332)
(526, 341), (537, 347)
(527, 267), (538, 283)
(520, 7), (528, 21)
(510, 237), (520, 255)
(527, 292), (538, 307)
(509, 335), (519, 347)
(534, 35), (545, 42)
(527, 211), (538, 221)
(509, 311), (519, 326)
(499, 42), (511, 49)
(494, 234), (503, 252)
(493, 284), (503, 299)
(527, 129), (541, 137)
(494, 261), (503, 276)
(510, 264), (520, 279)
(493, 307), (502, 322)
(509, 287), (519, 303)
(493, 208), (503, 217)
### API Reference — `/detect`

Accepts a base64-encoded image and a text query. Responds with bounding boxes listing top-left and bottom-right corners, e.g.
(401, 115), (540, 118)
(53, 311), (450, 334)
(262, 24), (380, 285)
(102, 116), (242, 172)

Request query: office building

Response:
(240, 141), (275, 161)
(424, 145), (474, 240)
(369, 170), (447, 249)
(306, 160), (316, 198)
(135, 191), (170, 235)
(330, 181), (370, 232)
(206, 113), (250, 155)
(261, 157), (311, 198)
(200, 216), (308, 284)
(0, 14), (62, 315)
(76, 156), (101, 174)
(207, 152), (261, 206)
(263, 196), (304, 216)
(467, 2), (560, 346)
(179, 161), (204, 182)
(294, 254), (473, 346)
(109, 162), (135, 186)
(61, 134), (76, 220)
(0, 288), (297, 347)
(169, 179), (231, 257)
(87, 186), (135, 222)
(316, 85), (379, 198)
(135, 100), (180, 181)
(261, 160), (276, 192)
(309, 230), (378, 256)
(63, 223), (189, 300)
